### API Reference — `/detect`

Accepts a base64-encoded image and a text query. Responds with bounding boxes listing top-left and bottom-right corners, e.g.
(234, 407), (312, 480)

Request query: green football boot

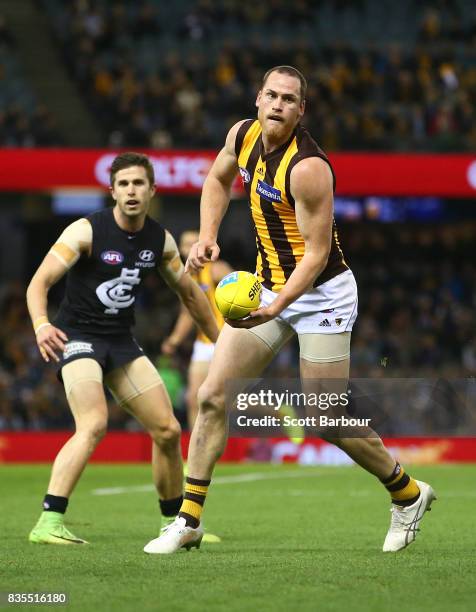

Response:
(29, 511), (88, 545)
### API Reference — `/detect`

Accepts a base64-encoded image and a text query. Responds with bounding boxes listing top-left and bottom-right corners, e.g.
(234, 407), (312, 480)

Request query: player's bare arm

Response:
(161, 304), (194, 355)
(26, 218), (92, 362)
(162, 258), (232, 354)
(228, 157), (333, 329)
(160, 232), (219, 343)
(186, 121), (247, 273)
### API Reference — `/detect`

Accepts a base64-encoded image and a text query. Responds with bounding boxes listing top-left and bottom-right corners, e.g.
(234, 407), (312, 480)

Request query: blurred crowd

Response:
(0, 105), (63, 147)
(0, 14), (63, 147)
(2, 2), (476, 150)
(38, 0), (476, 151)
(346, 223), (475, 377)
(0, 222), (474, 431)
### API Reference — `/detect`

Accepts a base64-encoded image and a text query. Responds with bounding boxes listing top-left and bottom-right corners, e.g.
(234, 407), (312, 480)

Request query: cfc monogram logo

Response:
(96, 268), (141, 314)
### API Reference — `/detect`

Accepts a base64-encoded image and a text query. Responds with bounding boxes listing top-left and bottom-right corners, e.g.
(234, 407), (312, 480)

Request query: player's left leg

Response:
(105, 357), (183, 525)
(299, 352), (396, 477)
(299, 343), (436, 552)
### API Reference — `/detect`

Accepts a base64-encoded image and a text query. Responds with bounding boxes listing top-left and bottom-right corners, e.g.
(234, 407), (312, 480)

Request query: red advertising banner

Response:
(0, 149), (216, 194)
(0, 432), (474, 464)
(1, 149), (476, 196)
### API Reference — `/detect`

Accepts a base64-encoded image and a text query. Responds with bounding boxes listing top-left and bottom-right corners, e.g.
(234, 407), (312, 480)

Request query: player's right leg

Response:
(29, 358), (107, 544)
(188, 322), (287, 479)
(186, 351), (212, 430)
(187, 339), (215, 430)
(143, 321), (291, 554)
(185, 346), (222, 543)
(105, 356), (183, 525)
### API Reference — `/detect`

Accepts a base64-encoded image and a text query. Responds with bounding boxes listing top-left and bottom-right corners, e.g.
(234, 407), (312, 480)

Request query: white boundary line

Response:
(90, 468), (326, 496)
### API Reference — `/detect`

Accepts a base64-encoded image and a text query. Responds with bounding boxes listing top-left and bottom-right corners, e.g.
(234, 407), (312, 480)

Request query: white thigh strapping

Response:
(104, 356), (164, 406)
(299, 331), (351, 363)
(61, 358), (103, 397)
(247, 317), (295, 354)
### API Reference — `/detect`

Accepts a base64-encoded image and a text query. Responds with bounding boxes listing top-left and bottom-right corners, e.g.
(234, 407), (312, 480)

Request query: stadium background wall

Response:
(0, 150), (476, 195)
(1, 433), (475, 464)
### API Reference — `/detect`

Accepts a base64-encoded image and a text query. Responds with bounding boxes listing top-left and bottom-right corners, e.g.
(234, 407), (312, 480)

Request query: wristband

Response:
(33, 316), (51, 335)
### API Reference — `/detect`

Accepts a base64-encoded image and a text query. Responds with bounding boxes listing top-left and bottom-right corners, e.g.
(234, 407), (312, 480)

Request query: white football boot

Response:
(144, 516), (203, 554)
(383, 480), (436, 552)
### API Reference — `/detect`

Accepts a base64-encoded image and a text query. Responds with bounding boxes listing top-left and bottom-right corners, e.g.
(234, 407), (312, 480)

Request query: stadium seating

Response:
(37, 0), (476, 150)
(0, 14), (62, 146)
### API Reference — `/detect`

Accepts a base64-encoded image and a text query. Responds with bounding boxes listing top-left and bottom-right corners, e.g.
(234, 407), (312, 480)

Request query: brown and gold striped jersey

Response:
(235, 119), (348, 292)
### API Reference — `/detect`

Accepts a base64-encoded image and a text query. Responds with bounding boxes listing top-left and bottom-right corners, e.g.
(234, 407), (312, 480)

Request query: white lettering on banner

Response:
(270, 441), (353, 466)
(94, 154), (212, 190)
(96, 268), (141, 314)
(189, 159), (211, 187)
(95, 153), (117, 186)
(466, 160), (476, 190)
(152, 157), (211, 188)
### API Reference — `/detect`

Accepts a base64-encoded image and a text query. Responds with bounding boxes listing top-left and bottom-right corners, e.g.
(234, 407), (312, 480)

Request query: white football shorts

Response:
(191, 340), (215, 363)
(248, 270), (358, 363)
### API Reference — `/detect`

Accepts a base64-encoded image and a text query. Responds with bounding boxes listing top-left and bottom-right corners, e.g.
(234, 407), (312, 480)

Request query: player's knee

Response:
(151, 418), (181, 449)
(77, 418), (107, 445)
(197, 383), (225, 415)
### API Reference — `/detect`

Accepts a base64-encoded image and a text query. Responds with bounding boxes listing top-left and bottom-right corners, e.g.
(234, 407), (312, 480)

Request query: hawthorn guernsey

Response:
(214, 272), (262, 320)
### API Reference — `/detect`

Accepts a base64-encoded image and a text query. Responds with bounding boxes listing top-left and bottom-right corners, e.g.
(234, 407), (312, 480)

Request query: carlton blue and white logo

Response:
(239, 167), (251, 183)
(256, 180), (282, 203)
(63, 340), (94, 360)
(139, 250), (155, 262)
(101, 250), (124, 265)
(96, 268), (141, 314)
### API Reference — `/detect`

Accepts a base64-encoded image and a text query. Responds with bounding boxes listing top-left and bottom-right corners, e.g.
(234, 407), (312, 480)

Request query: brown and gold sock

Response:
(178, 477), (210, 528)
(381, 462), (420, 506)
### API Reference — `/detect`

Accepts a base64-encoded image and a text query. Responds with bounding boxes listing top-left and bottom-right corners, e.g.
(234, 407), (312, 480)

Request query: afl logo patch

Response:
(101, 250), (124, 265)
(139, 249), (155, 262)
(239, 167), (251, 183)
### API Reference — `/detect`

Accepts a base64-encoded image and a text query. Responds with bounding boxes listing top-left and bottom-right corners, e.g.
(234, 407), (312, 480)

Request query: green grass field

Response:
(1, 463), (475, 612)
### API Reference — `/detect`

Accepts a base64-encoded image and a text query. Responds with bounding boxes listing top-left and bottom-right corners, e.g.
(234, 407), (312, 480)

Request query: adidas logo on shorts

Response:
(319, 319), (331, 327)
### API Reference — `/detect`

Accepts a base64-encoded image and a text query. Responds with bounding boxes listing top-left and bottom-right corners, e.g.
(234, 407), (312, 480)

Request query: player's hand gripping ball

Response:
(215, 271), (262, 320)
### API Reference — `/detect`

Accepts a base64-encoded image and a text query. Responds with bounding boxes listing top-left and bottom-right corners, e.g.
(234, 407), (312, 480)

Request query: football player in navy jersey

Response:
(26, 152), (219, 545)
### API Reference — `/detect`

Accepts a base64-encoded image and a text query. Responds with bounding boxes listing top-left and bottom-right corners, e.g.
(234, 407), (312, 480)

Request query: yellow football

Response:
(214, 271), (262, 320)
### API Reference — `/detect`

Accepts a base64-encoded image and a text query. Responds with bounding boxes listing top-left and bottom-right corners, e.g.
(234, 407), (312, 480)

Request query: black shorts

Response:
(55, 327), (144, 381)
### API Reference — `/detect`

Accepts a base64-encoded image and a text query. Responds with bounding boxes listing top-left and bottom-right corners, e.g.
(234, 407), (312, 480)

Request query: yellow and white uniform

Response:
(191, 263), (224, 363)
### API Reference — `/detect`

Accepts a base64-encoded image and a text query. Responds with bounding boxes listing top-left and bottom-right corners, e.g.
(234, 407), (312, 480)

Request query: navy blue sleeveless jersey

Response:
(55, 207), (166, 335)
